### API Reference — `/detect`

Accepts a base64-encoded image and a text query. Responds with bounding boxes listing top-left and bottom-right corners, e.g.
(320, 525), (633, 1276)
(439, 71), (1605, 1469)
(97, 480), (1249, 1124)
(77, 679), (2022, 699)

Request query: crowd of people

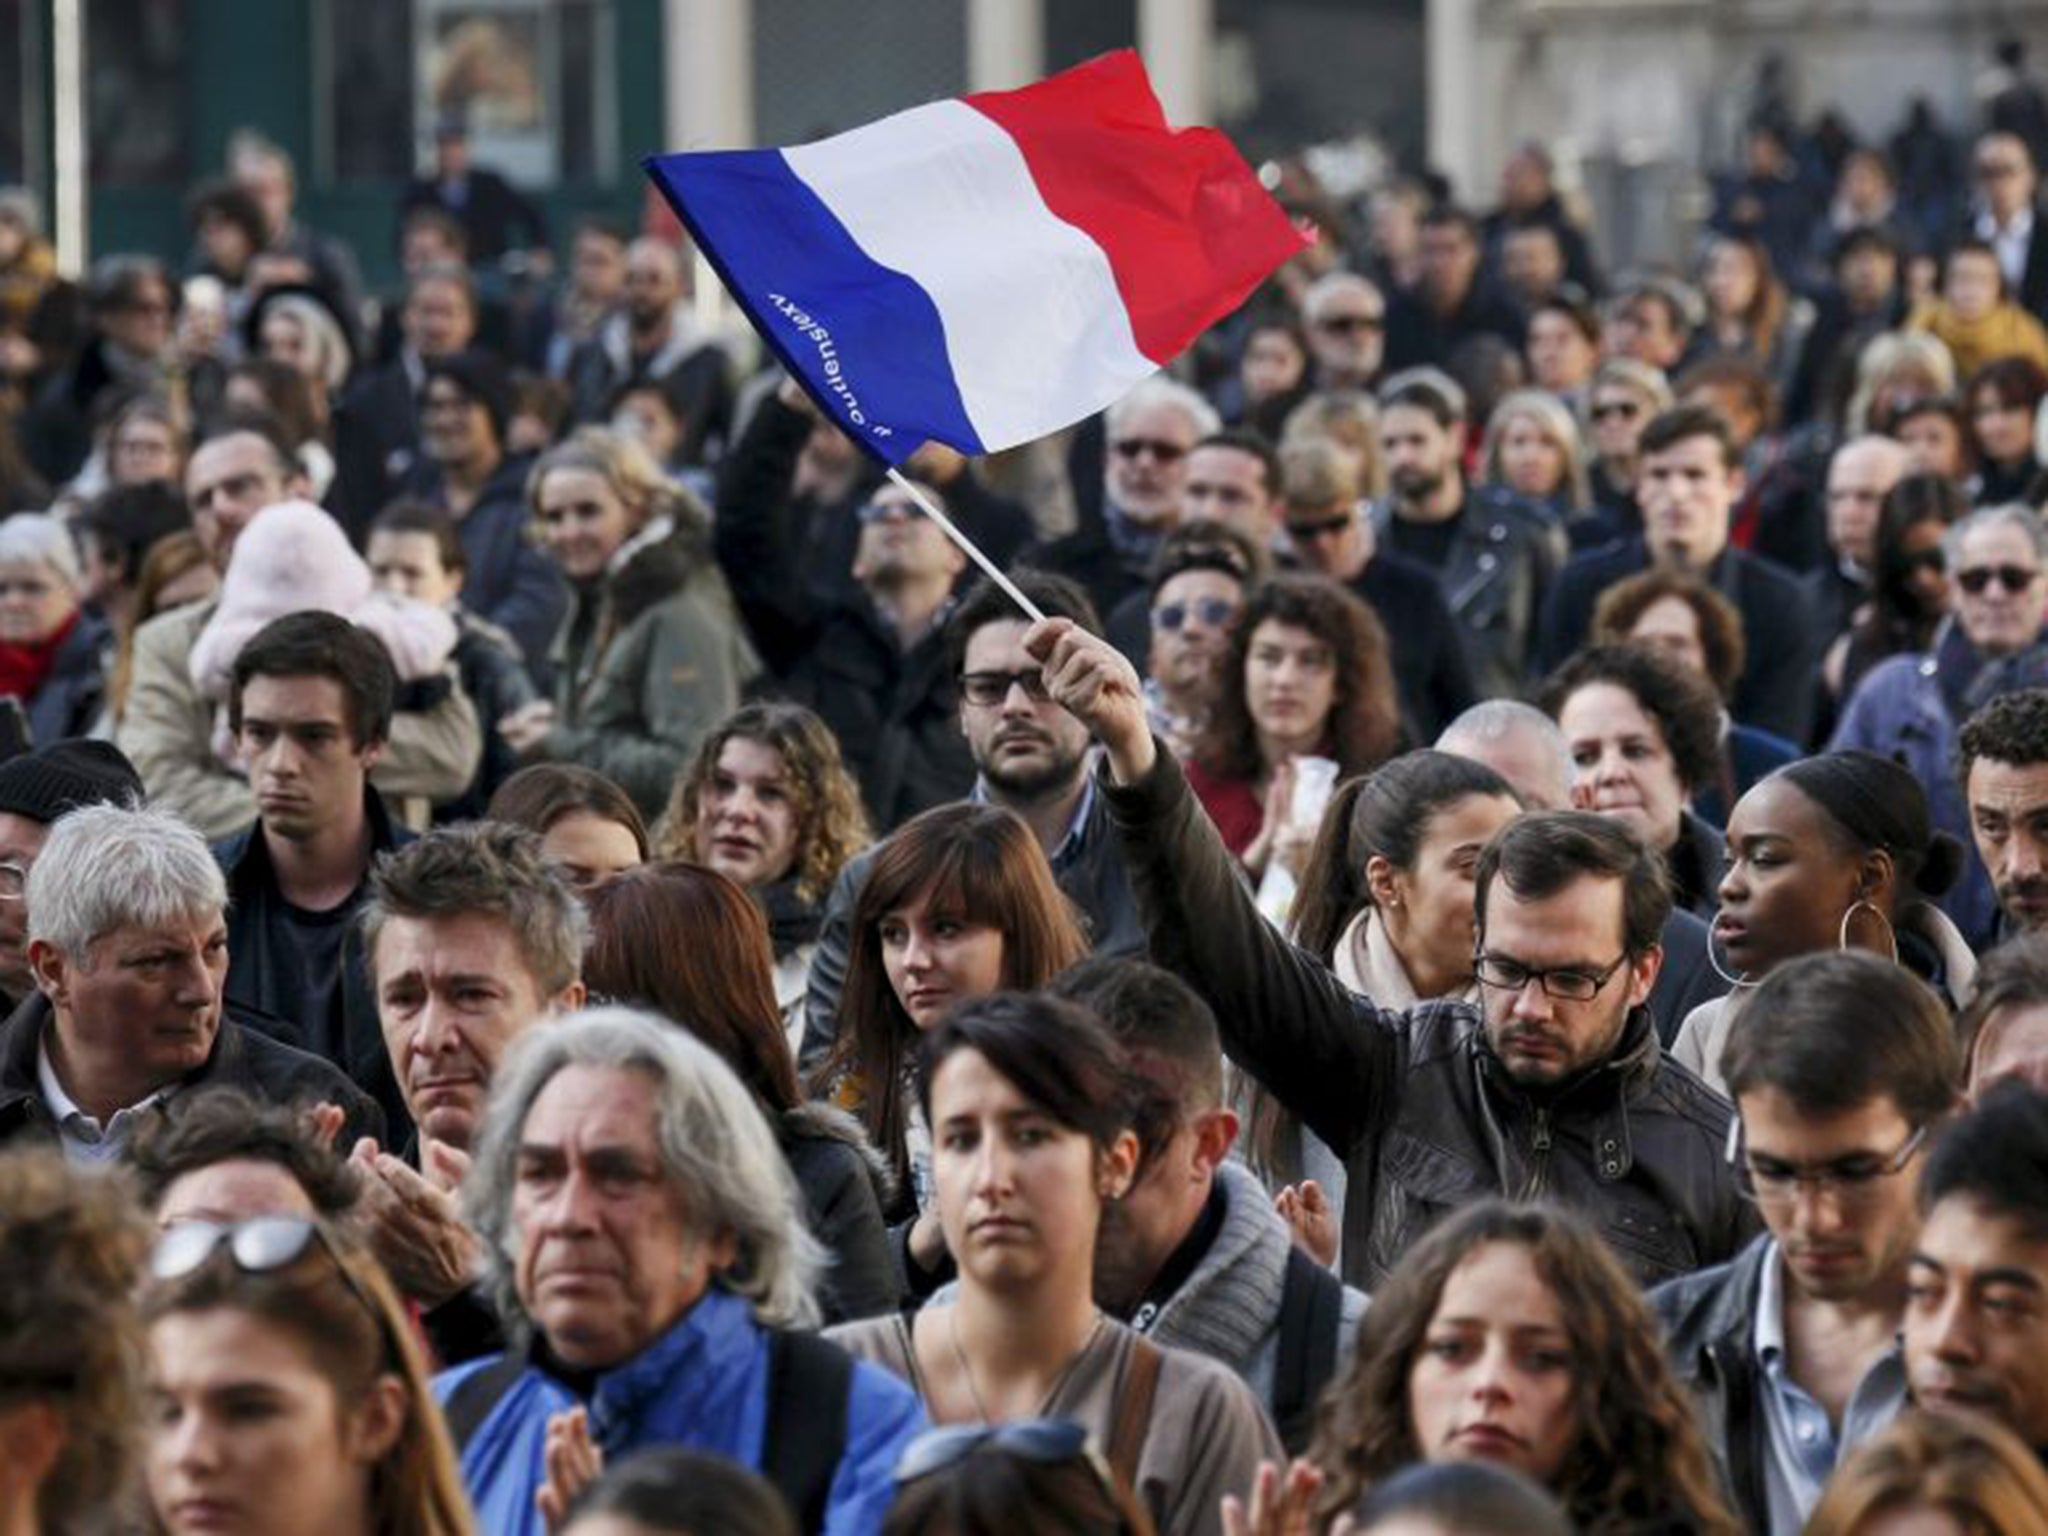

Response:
(10, 75), (2048, 1536)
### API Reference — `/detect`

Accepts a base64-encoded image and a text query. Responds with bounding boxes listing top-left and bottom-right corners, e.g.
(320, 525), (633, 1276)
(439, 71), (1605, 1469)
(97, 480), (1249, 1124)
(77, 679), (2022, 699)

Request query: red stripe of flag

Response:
(964, 50), (1309, 366)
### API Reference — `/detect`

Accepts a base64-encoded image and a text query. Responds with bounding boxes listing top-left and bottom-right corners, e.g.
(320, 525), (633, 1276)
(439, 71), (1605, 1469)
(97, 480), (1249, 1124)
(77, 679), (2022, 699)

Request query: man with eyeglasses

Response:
(119, 421), (481, 839)
(800, 571), (1143, 1088)
(1834, 503), (2048, 947)
(1301, 271), (1388, 393)
(0, 740), (145, 1014)
(1030, 376), (1219, 620)
(784, 476), (976, 831)
(1027, 616), (1751, 1290)
(1964, 132), (2048, 318)
(1278, 437), (1474, 740)
(1651, 952), (1958, 1534)
(1901, 1080), (2048, 1460)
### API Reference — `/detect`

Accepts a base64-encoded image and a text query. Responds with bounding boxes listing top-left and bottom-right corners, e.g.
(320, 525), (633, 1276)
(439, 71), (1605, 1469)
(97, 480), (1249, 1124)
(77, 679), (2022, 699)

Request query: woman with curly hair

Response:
(1805, 1411), (2048, 1535)
(1300, 1199), (1736, 1535)
(0, 1149), (150, 1536)
(657, 701), (872, 1039)
(1541, 643), (1728, 919)
(818, 802), (1088, 1297)
(1186, 574), (1402, 878)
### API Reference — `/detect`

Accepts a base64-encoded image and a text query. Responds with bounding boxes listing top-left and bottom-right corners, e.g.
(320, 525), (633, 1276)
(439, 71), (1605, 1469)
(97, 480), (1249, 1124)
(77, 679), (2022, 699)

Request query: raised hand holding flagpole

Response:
(645, 48), (1306, 622)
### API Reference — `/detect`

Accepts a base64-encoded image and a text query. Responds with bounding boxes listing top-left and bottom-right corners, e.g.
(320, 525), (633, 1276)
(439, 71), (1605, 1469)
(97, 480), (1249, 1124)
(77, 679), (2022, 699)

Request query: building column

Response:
(967, 0), (1044, 92)
(1139, 0), (1212, 126)
(663, 0), (751, 327)
(1427, 0), (1482, 202)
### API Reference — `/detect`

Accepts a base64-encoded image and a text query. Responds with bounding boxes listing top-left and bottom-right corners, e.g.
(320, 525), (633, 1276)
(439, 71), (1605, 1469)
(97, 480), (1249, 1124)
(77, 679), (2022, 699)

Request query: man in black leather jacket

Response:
(1026, 615), (1754, 1291)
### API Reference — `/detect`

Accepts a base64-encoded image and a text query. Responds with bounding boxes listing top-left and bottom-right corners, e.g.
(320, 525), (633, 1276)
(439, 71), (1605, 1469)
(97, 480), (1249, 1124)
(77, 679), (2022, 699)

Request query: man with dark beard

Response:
(797, 569), (1143, 1072)
(1960, 690), (2048, 938)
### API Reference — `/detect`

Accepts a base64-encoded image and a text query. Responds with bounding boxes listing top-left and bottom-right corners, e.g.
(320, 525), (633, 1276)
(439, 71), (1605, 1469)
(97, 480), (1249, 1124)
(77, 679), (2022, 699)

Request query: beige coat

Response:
(829, 1310), (1281, 1536)
(116, 596), (483, 838)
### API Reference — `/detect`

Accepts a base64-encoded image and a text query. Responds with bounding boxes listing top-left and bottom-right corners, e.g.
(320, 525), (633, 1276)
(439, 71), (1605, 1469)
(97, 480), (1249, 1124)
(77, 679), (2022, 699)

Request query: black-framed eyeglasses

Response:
(1732, 1125), (1929, 1206)
(894, 1421), (1123, 1506)
(959, 669), (1051, 708)
(152, 1218), (393, 1359)
(1152, 597), (1238, 632)
(1473, 950), (1633, 1002)
(1957, 564), (2039, 596)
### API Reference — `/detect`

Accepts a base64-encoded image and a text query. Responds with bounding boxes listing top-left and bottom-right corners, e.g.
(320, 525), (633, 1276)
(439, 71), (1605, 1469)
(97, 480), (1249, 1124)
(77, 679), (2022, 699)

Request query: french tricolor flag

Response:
(644, 50), (1307, 466)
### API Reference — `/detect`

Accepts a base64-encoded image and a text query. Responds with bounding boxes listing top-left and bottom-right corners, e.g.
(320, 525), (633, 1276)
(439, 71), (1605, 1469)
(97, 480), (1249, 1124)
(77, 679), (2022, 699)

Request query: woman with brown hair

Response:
(1804, 1411), (2048, 1535)
(657, 701), (873, 1042)
(819, 801), (1088, 1292)
(583, 860), (898, 1323)
(141, 1215), (474, 1536)
(1299, 1199), (1735, 1535)
(0, 1149), (150, 1536)
(487, 760), (648, 895)
(1185, 574), (1402, 878)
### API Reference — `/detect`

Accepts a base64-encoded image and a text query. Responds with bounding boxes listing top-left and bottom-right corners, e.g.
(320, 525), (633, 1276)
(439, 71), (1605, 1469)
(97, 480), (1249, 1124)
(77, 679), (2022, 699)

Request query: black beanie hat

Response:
(423, 349), (515, 446)
(0, 740), (145, 826)
(1776, 749), (1964, 898)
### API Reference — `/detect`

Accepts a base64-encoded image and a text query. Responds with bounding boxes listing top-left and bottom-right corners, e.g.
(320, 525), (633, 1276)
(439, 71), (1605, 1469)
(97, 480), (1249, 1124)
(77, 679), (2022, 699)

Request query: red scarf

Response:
(0, 608), (77, 702)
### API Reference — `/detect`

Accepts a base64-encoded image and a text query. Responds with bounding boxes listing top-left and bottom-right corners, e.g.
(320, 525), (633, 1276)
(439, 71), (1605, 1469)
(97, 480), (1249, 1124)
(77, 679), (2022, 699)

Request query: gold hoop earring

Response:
(1839, 899), (1899, 964)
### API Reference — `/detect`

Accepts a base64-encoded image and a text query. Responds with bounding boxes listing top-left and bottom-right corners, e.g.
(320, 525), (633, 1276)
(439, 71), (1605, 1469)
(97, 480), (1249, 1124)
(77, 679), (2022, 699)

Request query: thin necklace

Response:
(946, 1305), (1106, 1424)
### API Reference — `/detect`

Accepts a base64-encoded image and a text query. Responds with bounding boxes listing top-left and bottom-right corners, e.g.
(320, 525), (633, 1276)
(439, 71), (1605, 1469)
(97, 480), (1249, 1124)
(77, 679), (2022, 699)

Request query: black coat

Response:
(0, 990), (383, 1152)
(24, 609), (108, 747)
(781, 594), (975, 834)
(781, 1102), (901, 1325)
(400, 169), (549, 264)
(1103, 746), (1755, 1290)
(1537, 539), (1816, 743)
(214, 792), (414, 1142)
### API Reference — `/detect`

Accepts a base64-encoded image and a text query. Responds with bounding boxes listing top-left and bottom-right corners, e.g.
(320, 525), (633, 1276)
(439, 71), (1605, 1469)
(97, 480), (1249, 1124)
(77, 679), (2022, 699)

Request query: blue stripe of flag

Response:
(644, 148), (984, 465)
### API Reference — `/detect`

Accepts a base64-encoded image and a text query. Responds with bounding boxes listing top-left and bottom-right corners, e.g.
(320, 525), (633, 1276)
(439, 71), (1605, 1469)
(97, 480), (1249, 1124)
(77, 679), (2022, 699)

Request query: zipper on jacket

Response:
(1522, 1107), (1554, 1197)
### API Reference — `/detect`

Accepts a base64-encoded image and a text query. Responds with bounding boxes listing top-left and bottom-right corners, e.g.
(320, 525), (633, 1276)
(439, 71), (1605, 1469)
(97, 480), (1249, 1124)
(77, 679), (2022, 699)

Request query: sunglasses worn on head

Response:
(1112, 438), (1188, 464)
(1957, 563), (2039, 595)
(1152, 596), (1238, 632)
(153, 1217), (393, 1358)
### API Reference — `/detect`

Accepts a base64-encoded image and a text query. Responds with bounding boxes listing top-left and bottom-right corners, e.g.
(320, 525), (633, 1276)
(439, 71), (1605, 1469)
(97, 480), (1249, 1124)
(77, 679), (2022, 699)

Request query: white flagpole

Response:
(884, 466), (1046, 624)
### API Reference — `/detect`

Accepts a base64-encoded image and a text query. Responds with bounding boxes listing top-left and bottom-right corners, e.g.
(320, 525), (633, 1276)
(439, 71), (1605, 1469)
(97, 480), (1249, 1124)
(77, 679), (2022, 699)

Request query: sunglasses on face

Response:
(1152, 596), (1238, 632)
(856, 497), (925, 525)
(1315, 313), (1384, 335)
(1111, 438), (1188, 464)
(1287, 511), (1355, 541)
(1957, 563), (2040, 596)
(1589, 400), (1643, 423)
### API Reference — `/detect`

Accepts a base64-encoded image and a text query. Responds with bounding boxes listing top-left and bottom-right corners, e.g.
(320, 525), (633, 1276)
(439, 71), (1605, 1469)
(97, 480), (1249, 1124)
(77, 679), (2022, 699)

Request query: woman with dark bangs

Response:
(1184, 574), (1402, 878)
(1296, 1199), (1735, 1536)
(817, 802), (1088, 1290)
(1963, 354), (2048, 506)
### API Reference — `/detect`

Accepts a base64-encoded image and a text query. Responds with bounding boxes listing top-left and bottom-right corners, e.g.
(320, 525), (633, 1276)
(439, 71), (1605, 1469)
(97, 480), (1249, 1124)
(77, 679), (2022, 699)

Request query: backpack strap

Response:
(762, 1329), (855, 1533)
(442, 1351), (529, 1453)
(1272, 1244), (1345, 1455)
(1105, 1334), (1164, 1493)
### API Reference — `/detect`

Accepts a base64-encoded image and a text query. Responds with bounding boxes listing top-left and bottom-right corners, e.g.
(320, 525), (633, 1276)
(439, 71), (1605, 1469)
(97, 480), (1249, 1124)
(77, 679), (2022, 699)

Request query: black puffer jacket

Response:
(1102, 745), (1756, 1290)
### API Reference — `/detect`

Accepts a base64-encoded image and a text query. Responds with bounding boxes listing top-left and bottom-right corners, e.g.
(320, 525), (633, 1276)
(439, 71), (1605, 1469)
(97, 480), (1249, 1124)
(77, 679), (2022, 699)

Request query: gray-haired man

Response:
(0, 802), (381, 1160)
